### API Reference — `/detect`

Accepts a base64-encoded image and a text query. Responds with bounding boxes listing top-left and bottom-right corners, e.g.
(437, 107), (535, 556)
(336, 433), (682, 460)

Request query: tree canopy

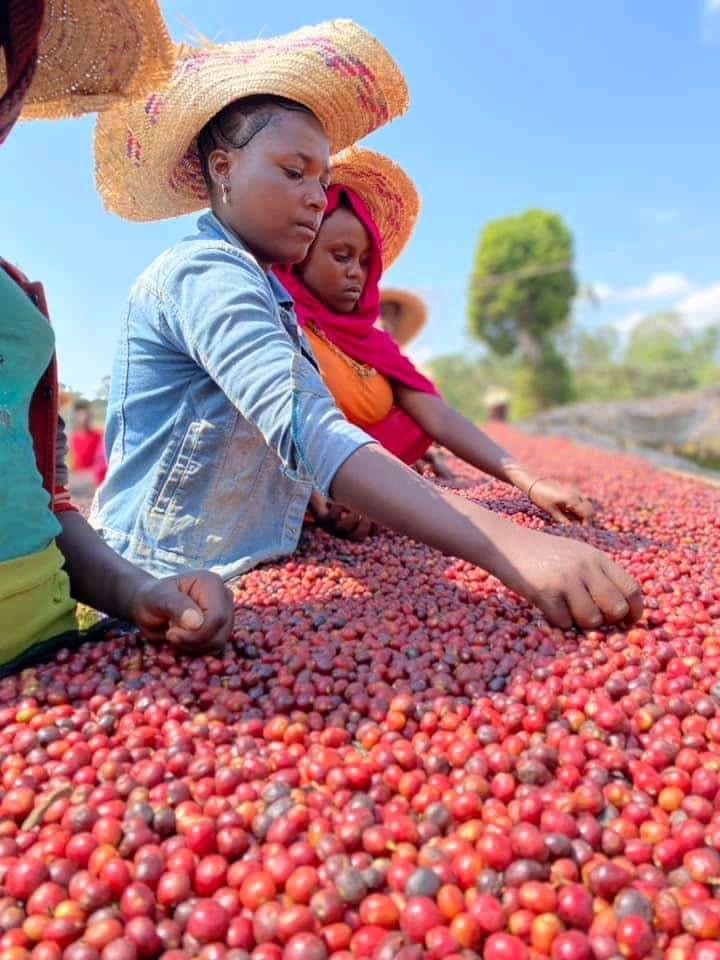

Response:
(468, 208), (577, 362)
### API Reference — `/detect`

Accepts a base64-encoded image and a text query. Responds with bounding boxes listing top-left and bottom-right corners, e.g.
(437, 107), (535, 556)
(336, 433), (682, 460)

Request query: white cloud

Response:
(623, 272), (693, 301)
(702, 0), (720, 41)
(614, 311), (646, 336)
(610, 282), (720, 338)
(407, 343), (434, 366)
(677, 282), (720, 329)
(588, 273), (693, 305)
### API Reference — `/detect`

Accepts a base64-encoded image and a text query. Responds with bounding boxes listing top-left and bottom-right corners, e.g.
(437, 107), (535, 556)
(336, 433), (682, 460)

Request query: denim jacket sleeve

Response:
(159, 242), (373, 496)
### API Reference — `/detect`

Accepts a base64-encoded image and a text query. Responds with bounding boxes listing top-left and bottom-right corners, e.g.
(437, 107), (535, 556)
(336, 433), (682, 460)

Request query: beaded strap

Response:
(306, 321), (378, 380)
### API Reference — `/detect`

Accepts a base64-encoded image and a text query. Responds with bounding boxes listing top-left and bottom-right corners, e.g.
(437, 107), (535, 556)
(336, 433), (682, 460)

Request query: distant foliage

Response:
(467, 209), (577, 413)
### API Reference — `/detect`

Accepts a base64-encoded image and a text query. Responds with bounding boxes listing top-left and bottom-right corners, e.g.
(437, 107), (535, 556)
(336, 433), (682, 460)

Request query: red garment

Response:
(276, 185), (437, 464)
(0, 257), (77, 515)
(0, 0), (44, 144)
(70, 430), (101, 470)
(70, 428), (102, 470)
(70, 428), (107, 486)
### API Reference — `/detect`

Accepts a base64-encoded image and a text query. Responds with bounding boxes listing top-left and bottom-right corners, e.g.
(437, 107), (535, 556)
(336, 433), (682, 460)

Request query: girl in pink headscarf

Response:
(277, 178), (596, 532)
(278, 183), (437, 466)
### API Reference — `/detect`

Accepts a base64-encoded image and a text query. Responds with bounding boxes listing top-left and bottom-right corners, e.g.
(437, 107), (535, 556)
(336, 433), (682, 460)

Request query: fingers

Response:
(316, 502), (345, 534)
(166, 575), (234, 648)
(348, 517), (374, 541)
(563, 580), (606, 630)
(168, 606), (232, 648)
(566, 494), (596, 523)
(582, 562), (637, 626)
(536, 593), (573, 630)
(543, 574), (630, 632)
(132, 572), (233, 656)
(166, 628), (228, 653)
(317, 505), (373, 541)
(600, 559), (644, 625)
(149, 586), (205, 632)
(333, 511), (364, 536)
(547, 505), (573, 524)
(308, 491), (331, 520)
(533, 481), (596, 526)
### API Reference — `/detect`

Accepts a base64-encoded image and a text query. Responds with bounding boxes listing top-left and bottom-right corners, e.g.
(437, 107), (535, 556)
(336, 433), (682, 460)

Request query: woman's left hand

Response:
(308, 490), (375, 541)
(526, 477), (597, 524)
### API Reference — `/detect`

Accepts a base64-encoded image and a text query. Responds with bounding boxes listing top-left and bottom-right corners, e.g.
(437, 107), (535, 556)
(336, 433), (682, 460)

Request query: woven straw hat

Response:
(484, 386), (511, 407)
(94, 21), (409, 222)
(330, 147), (419, 268)
(6, 0), (173, 120)
(378, 288), (428, 346)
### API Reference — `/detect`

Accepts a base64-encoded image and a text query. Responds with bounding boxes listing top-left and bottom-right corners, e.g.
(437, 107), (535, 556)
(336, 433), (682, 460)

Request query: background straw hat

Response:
(378, 288), (428, 346)
(94, 20), (409, 223)
(330, 147), (419, 268)
(8, 0), (173, 120)
(484, 386), (511, 407)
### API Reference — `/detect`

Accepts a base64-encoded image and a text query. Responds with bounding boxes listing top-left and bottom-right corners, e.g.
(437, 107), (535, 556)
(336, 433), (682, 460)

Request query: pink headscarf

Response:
(276, 185), (437, 464)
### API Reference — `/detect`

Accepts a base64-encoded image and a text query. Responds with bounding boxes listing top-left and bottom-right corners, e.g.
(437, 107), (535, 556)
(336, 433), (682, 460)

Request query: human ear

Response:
(207, 148), (233, 192)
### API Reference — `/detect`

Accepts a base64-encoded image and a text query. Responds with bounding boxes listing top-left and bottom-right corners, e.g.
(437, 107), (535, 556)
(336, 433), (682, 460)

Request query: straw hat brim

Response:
(7, 0), (173, 120)
(379, 288), (428, 345)
(94, 21), (409, 223)
(484, 387), (511, 406)
(330, 147), (419, 269)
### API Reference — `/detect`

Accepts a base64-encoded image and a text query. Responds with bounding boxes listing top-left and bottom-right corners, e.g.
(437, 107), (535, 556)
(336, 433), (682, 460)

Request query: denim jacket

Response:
(90, 212), (371, 580)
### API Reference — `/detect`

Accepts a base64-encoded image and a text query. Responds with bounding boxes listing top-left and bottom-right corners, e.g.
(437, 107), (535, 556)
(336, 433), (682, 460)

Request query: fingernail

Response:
(180, 609), (204, 630)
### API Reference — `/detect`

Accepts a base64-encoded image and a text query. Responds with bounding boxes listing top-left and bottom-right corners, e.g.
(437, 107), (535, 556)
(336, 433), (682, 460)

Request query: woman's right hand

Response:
(330, 444), (644, 631)
(492, 525), (643, 630)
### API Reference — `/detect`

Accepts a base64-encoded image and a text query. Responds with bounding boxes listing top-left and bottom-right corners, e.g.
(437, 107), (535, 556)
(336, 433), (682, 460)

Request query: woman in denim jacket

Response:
(92, 39), (643, 633)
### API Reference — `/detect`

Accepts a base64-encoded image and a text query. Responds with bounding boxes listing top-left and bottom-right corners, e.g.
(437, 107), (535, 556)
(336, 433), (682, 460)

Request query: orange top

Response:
(304, 325), (394, 427)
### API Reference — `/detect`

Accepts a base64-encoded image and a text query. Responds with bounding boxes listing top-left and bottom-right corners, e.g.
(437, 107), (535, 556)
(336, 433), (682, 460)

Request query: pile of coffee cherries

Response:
(1, 427), (719, 960)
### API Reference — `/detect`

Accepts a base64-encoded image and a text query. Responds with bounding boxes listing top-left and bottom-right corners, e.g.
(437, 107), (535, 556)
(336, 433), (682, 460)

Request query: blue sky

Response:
(3, 0), (720, 394)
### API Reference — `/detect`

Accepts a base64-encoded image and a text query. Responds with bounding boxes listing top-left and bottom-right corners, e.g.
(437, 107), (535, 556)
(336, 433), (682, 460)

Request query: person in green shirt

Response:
(0, 0), (233, 673)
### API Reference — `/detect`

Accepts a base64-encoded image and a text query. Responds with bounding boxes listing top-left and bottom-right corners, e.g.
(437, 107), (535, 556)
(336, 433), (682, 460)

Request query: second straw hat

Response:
(12, 0), (173, 120)
(329, 147), (419, 268)
(379, 289), (428, 346)
(95, 20), (409, 222)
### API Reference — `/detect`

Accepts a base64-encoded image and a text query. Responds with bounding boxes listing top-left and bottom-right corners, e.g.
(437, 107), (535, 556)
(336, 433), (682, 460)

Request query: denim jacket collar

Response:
(197, 211), (294, 310)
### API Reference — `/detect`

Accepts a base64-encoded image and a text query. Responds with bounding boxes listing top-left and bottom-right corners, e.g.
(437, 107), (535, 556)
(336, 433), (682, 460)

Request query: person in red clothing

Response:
(0, 0), (234, 673)
(69, 399), (107, 488)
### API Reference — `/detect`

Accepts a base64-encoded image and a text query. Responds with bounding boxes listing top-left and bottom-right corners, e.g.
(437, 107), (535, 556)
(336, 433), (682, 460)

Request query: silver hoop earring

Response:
(221, 182), (230, 205)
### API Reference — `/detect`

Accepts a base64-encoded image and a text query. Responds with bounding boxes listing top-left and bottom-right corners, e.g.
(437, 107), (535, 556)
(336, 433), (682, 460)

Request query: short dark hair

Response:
(197, 95), (316, 191)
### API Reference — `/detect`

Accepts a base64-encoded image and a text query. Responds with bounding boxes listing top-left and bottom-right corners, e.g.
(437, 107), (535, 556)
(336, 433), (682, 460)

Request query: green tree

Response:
(569, 314), (720, 404)
(625, 312), (688, 368)
(426, 352), (515, 423)
(624, 312), (704, 396)
(468, 209), (577, 412)
(692, 324), (720, 386)
(568, 325), (628, 403)
(511, 341), (574, 417)
(570, 324), (620, 371)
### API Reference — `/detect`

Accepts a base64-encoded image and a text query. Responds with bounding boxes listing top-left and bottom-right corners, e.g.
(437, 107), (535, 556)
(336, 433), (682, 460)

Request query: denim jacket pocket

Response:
(149, 418), (211, 517)
(283, 352), (328, 485)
